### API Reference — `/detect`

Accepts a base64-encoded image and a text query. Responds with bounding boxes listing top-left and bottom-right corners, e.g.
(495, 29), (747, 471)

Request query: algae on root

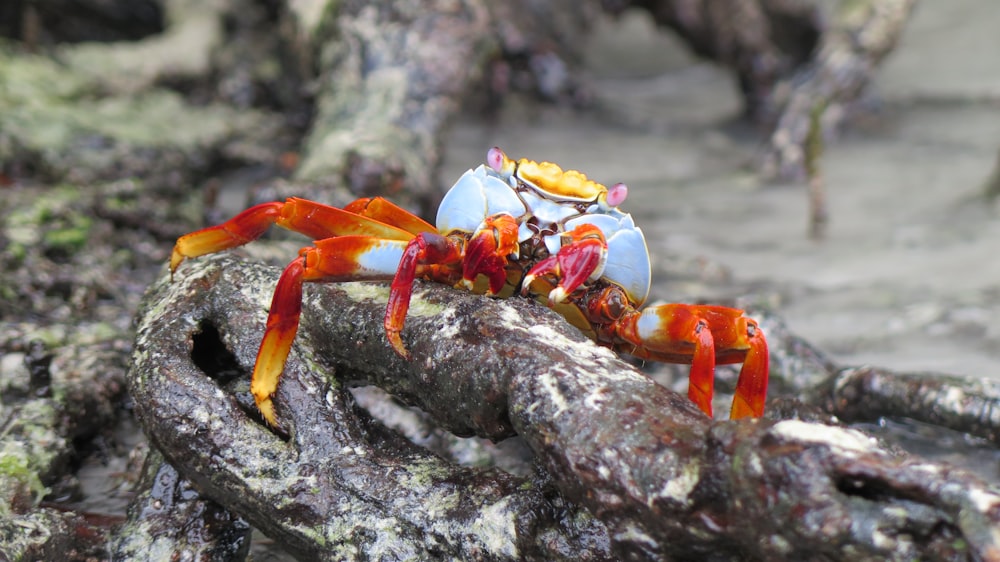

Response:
(0, 47), (281, 184)
(0, 443), (49, 517)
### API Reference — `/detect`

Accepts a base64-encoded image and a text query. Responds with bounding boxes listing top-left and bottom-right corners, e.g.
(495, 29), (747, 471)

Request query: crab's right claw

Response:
(461, 214), (520, 295)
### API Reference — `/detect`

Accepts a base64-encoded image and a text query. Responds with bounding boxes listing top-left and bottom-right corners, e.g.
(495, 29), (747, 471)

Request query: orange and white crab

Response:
(171, 147), (769, 425)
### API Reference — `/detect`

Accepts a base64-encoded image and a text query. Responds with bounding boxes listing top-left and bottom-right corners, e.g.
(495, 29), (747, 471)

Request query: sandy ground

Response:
(444, 1), (1000, 382)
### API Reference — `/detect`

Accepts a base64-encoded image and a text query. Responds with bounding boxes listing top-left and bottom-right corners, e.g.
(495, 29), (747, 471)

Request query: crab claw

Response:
(461, 214), (520, 295)
(522, 224), (607, 304)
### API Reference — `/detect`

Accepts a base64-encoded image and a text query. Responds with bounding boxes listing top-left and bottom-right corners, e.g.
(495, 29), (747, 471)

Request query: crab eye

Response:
(607, 182), (628, 207)
(590, 287), (627, 322)
(487, 147), (506, 173)
(606, 290), (627, 320)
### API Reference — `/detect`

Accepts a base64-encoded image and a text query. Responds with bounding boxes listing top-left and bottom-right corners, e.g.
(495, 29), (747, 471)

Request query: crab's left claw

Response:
(610, 300), (769, 419)
(522, 223), (607, 304)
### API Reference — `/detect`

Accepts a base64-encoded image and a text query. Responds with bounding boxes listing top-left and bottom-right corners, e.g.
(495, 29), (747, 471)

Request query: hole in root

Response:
(191, 321), (244, 385)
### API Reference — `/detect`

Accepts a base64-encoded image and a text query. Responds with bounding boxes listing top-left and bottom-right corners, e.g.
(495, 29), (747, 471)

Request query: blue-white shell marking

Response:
(564, 212), (650, 305)
(436, 166), (526, 236)
(436, 163), (652, 306)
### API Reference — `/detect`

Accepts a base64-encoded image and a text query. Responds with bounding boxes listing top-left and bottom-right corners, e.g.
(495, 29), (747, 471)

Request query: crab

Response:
(171, 147), (769, 425)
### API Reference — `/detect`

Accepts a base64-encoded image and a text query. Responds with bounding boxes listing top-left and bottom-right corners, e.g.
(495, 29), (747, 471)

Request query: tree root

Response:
(127, 254), (1000, 560)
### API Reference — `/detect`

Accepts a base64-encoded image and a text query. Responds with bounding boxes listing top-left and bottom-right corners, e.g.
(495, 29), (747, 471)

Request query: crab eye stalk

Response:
(606, 182), (628, 208)
(487, 147), (504, 171)
(487, 146), (516, 180)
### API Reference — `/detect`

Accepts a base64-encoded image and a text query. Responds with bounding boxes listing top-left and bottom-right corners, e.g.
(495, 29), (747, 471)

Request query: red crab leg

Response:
(613, 303), (769, 419)
(726, 317), (769, 419)
(344, 197), (437, 235)
(384, 213), (521, 359)
(521, 223), (607, 303)
(170, 197), (416, 272)
(253, 257), (304, 426)
(385, 233), (464, 357)
(252, 235), (413, 425)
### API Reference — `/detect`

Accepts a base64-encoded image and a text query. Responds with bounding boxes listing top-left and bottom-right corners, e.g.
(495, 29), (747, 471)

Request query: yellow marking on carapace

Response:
(515, 159), (608, 202)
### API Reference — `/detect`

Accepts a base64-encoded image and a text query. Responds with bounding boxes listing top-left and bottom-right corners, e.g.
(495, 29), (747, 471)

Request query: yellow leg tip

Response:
(387, 330), (411, 359)
(256, 396), (278, 427)
(728, 395), (760, 420)
(169, 248), (185, 274)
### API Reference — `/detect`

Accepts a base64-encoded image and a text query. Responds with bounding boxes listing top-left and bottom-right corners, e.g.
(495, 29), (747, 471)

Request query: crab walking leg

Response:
(253, 258), (304, 426)
(385, 233), (465, 358)
(522, 224), (607, 303)
(252, 236), (410, 425)
(171, 202), (282, 272)
(615, 304), (769, 419)
(617, 304), (719, 416)
(170, 197), (417, 272)
(344, 197), (437, 235)
(726, 318), (769, 419)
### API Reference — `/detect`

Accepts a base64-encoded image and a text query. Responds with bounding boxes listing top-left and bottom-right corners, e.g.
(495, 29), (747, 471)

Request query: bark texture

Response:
(291, 1), (497, 209)
(109, 449), (252, 561)
(128, 254), (1000, 560)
